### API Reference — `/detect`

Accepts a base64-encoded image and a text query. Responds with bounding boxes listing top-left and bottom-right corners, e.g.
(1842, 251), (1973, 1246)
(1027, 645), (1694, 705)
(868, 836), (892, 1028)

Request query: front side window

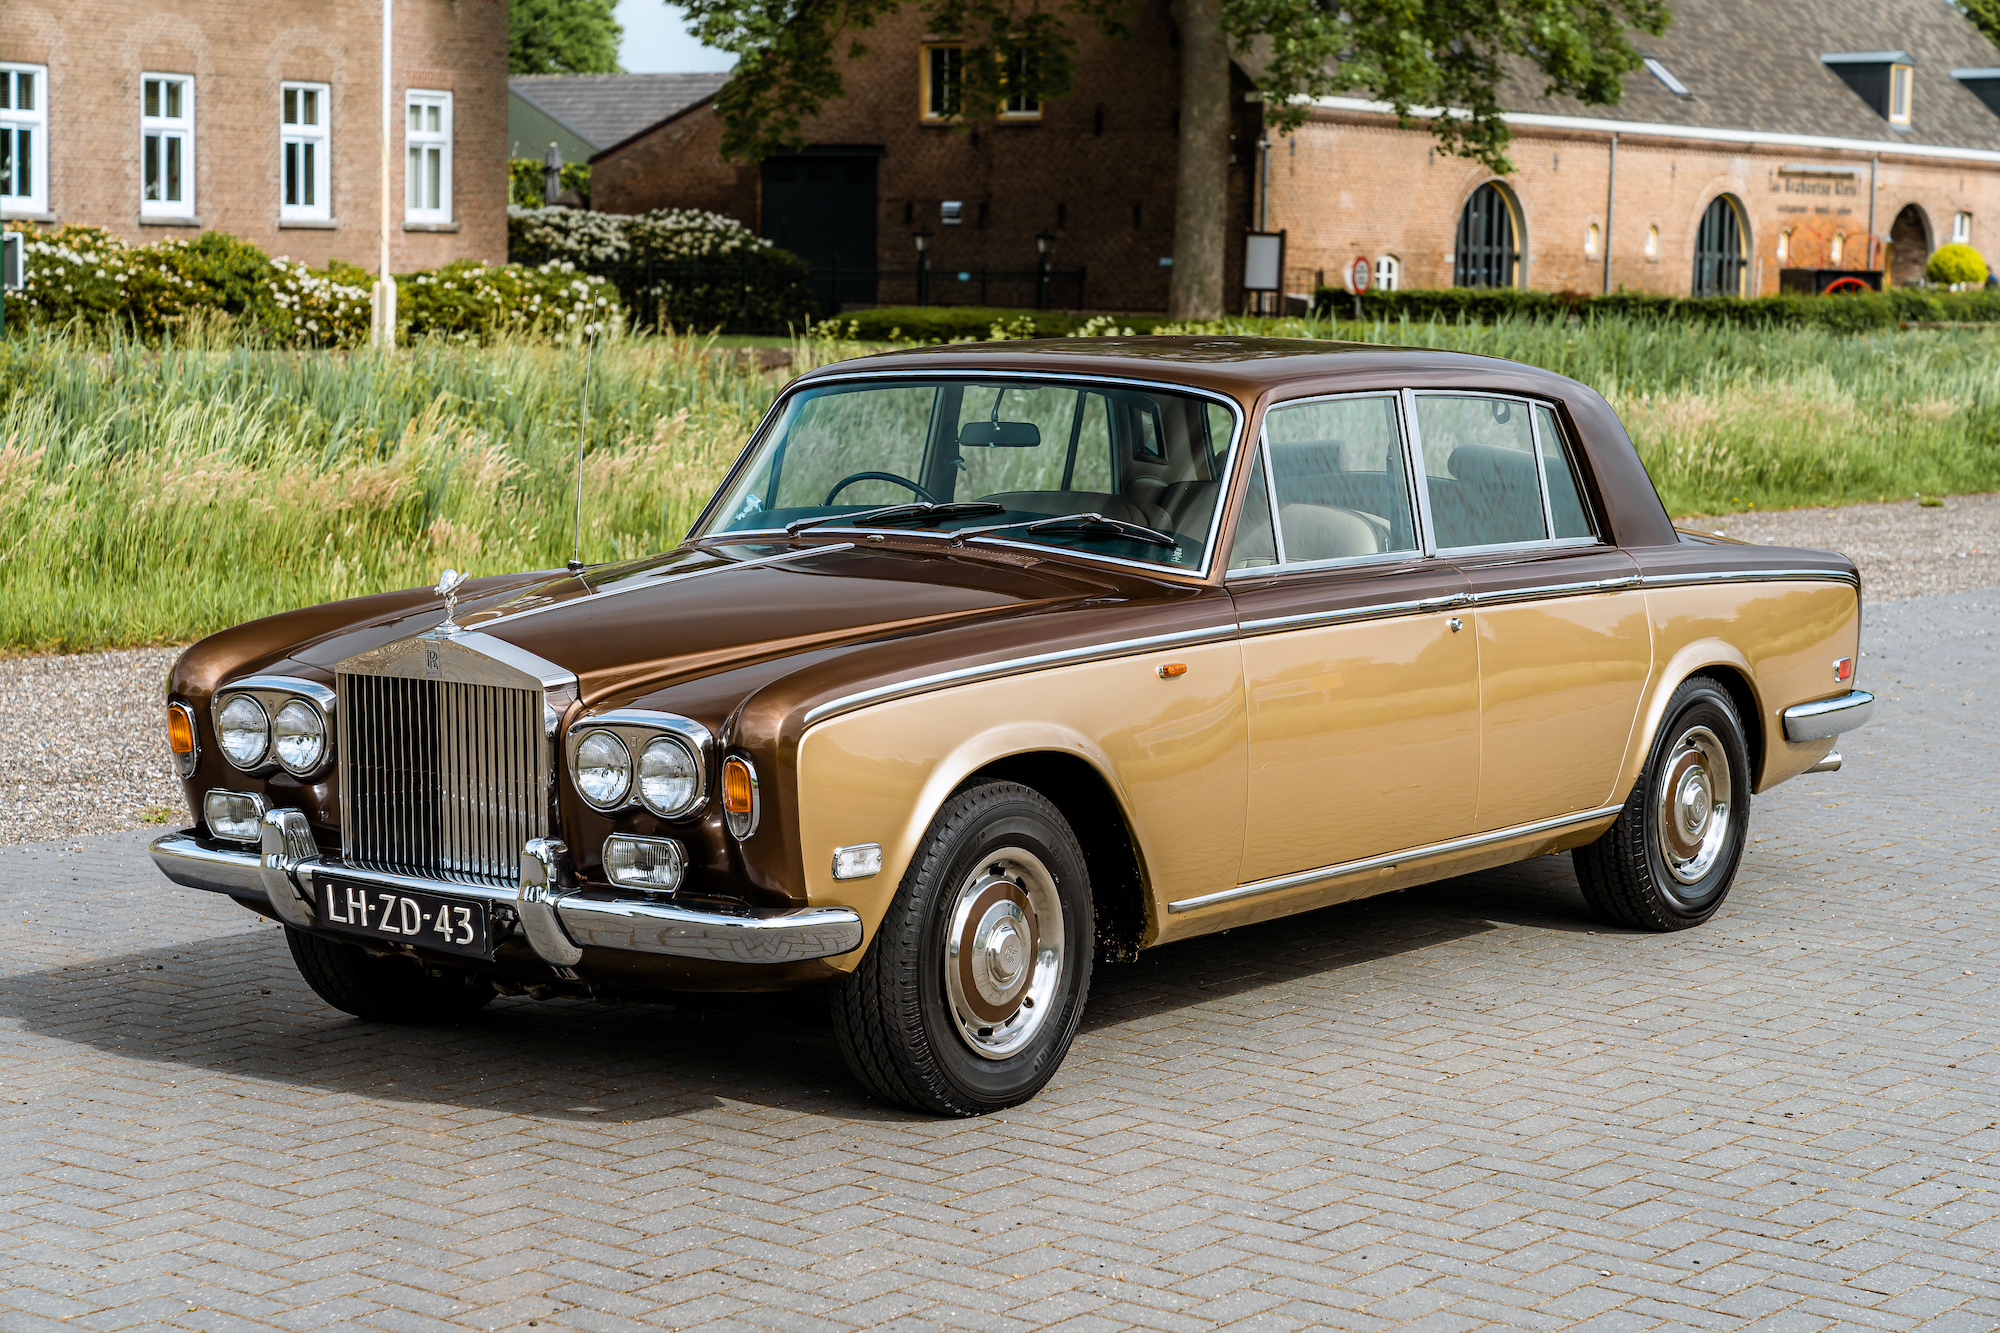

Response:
(141, 74), (194, 218)
(922, 45), (963, 121)
(700, 377), (1239, 572)
(281, 82), (330, 220)
(1259, 395), (1420, 565)
(406, 90), (452, 221)
(0, 63), (48, 213)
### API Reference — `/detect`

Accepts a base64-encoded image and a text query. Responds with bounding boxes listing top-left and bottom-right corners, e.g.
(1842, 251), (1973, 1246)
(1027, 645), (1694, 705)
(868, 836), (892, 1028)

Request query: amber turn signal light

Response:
(168, 708), (195, 755)
(722, 757), (755, 814)
(1157, 663), (1188, 679)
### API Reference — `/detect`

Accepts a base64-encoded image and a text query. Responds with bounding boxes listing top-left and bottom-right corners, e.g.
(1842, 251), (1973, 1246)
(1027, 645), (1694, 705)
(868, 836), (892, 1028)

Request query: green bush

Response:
(507, 205), (817, 332)
(9, 224), (619, 345)
(1926, 243), (1989, 287)
(1313, 283), (2000, 329)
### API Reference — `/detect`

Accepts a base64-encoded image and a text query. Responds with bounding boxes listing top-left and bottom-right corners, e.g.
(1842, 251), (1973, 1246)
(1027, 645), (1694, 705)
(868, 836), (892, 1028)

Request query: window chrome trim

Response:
(1235, 593), (1469, 637)
(211, 675), (336, 778)
(1251, 389), (1427, 575)
(1167, 801), (1627, 914)
(801, 621), (1241, 727)
(1465, 575), (1640, 607)
(1400, 388), (1440, 558)
(686, 368), (1248, 583)
(1406, 388), (1613, 557)
(564, 709), (714, 819)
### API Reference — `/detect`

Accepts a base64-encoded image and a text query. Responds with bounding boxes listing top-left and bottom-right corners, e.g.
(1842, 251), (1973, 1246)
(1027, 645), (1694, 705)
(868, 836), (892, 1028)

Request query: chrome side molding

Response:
(1782, 690), (1875, 743)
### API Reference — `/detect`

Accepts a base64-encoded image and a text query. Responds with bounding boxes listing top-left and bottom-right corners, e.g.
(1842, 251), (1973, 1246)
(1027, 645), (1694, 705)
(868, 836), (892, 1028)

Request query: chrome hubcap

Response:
(1655, 724), (1733, 890)
(945, 848), (1064, 1059)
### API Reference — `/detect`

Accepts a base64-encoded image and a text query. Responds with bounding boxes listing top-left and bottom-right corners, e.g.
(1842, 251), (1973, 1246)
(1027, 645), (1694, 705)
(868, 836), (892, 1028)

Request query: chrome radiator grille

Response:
(337, 674), (548, 884)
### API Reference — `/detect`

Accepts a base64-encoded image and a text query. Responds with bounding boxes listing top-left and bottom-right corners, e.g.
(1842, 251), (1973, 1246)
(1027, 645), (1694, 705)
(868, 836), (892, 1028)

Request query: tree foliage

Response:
(510, 0), (625, 76)
(1963, 0), (2000, 51)
(680, 0), (1668, 170)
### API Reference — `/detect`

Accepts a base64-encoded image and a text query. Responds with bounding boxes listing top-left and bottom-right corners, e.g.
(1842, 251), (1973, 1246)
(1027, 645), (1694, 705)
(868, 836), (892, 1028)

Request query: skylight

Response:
(1643, 56), (1692, 97)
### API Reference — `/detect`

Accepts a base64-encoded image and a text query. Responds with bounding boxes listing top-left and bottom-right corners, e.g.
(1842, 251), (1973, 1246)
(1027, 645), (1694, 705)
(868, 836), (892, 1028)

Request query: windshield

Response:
(697, 377), (1241, 570)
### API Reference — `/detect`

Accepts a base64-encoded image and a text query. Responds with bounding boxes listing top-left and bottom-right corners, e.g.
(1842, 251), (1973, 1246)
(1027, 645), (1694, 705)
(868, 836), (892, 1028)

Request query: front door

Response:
(1228, 391), (1482, 887)
(761, 152), (879, 313)
(1409, 393), (1651, 829)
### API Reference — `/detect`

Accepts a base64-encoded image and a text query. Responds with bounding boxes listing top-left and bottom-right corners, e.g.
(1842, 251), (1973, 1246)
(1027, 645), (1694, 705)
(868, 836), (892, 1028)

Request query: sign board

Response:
(1343, 256), (1372, 295)
(1243, 230), (1285, 292)
(0, 232), (21, 292)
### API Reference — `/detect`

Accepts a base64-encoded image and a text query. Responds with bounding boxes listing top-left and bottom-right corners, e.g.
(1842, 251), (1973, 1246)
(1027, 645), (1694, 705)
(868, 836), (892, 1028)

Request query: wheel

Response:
(1574, 675), (1751, 931)
(285, 927), (495, 1022)
(824, 471), (937, 505)
(831, 780), (1094, 1115)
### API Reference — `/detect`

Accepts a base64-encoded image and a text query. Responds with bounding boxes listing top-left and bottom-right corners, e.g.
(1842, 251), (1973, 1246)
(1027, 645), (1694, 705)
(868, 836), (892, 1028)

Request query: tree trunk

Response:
(1168, 0), (1230, 320)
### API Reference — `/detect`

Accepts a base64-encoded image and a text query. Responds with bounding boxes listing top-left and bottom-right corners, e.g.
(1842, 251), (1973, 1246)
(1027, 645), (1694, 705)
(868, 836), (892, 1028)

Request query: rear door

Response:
(1407, 392), (1651, 828)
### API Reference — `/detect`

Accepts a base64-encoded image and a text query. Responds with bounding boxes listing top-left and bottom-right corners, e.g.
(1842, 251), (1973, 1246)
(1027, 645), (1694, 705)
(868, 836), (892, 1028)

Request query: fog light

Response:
(832, 843), (882, 880)
(204, 790), (267, 844)
(603, 834), (685, 892)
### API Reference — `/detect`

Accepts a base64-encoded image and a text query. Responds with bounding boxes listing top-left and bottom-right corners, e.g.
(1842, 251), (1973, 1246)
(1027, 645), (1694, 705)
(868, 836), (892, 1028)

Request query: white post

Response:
(371, 0), (397, 347)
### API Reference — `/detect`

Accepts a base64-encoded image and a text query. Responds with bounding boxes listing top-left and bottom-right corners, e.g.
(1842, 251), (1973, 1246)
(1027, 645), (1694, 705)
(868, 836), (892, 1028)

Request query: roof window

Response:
(1953, 67), (2000, 119)
(1642, 57), (1692, 98)
(1822, 51), (1915, 127)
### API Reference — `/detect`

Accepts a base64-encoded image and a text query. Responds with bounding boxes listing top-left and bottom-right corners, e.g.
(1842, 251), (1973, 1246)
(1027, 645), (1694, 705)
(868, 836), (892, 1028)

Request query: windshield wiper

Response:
(950, 513), (1179, 549)
(783, 501), (1002, 536)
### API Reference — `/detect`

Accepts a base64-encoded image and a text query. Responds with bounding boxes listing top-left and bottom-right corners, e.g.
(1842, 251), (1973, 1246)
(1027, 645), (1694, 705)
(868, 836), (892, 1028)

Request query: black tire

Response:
(831, 780), (1095, 1115)
(1574, 675), (1752, 931)
(285, 927), (495, 1022)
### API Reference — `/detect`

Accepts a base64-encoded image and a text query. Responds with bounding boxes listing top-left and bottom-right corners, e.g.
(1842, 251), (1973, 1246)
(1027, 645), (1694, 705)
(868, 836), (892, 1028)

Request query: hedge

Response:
(507, 205), (817, 332)
(1311, 284), (2000, 329)
(816, 307), (1167, 342)
(9, 224), (619, 346)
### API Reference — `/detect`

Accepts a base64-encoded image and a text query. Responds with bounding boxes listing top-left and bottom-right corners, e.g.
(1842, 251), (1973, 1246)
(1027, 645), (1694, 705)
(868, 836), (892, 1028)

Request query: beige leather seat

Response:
(1278, 503), (1386, 563)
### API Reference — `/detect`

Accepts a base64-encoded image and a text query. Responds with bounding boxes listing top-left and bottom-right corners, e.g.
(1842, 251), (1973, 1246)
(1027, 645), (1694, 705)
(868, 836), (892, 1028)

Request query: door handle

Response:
(1449, 617), (1464, 633)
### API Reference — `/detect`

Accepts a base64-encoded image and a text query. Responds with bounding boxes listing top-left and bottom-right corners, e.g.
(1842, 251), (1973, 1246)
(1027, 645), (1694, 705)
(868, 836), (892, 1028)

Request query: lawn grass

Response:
(2, 315), (1996, 653)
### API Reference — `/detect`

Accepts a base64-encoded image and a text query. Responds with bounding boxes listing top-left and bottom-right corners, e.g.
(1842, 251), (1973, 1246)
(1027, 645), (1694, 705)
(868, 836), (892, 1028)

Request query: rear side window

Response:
(1413, 395), (1546, 549)
(1261, 394), (1419, 563)
(1534, 405), (1593, 539)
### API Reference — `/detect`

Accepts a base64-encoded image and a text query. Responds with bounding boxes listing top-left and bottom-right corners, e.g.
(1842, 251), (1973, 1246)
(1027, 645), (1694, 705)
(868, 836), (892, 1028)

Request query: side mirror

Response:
(959, 420), (1042, 447)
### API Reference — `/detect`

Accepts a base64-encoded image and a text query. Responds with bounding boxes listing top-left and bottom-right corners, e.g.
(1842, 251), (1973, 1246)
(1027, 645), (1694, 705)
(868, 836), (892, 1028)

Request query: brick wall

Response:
(0, 0), (506, 269)
(594, 2), (1258, 313)
(1272, 106), (2000, 297)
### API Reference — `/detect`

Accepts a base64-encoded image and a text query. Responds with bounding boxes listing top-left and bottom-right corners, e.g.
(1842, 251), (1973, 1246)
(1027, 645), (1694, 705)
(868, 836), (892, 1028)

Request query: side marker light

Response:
(1157, 663), (1188, 679)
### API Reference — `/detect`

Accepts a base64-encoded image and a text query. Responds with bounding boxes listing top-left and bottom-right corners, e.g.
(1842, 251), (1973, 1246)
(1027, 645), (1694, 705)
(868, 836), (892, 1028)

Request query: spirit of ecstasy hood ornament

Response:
(435, 568), (469, 633)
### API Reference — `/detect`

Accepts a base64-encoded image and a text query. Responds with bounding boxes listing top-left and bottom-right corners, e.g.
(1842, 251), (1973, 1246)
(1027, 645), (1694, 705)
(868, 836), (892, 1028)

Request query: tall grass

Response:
(2, 316), (1996, 653)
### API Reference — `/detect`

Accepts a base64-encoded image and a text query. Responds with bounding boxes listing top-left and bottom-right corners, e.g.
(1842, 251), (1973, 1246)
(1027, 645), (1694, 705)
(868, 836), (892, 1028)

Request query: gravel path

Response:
(4, 493), (1994, 847)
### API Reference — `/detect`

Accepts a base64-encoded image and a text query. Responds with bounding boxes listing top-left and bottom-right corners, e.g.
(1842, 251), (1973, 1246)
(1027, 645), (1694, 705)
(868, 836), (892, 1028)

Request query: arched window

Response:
(1692, 196), (1747, 296)
(1585, 223), (1600, 257)
(1777, 228), (1791, 265)
(1645, 225), (1659, 257)
(1830, 231), (1845, 265)
(1454, 183), (1518, 288)
(1374, 254), (1400, 291)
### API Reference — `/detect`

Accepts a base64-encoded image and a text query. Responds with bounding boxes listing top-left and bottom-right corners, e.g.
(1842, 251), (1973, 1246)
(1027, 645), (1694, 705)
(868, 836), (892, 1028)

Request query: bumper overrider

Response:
(149, 807), (863, 971)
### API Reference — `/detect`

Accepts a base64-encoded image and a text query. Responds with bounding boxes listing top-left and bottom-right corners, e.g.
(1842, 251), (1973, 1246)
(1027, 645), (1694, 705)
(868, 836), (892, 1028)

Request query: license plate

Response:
(316, 876), (489, 955)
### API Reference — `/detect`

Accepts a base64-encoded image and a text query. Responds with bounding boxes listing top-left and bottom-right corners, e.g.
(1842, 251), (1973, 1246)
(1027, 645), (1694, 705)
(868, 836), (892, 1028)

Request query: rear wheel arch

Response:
(969, 751), (1150, 965)
(1622, 643), (1767, 800)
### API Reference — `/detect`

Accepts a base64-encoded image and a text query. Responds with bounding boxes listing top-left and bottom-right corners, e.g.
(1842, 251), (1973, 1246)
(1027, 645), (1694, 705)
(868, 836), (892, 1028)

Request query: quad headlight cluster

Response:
(568, 712), (709, 820)
(193, 676), (337, 780)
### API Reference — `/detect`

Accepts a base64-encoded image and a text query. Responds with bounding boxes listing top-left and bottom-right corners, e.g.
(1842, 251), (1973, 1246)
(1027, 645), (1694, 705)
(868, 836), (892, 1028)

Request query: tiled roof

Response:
(1494, 0), (2000, 150)
(507, 73), (730, 153)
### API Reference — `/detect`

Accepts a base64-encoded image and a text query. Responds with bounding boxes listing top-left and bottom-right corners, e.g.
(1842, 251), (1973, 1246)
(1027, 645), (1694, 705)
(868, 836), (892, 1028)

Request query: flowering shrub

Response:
(1925, 243), (1989, 287)
(7, 224), (616, 345)
(507, 205), (816, 331)
(399, 259), (619, 342)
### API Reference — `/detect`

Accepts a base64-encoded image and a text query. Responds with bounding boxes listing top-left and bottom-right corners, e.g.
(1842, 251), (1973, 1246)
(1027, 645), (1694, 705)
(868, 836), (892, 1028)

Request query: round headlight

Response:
(637, 736), (700, 817)
(217, 694), (270, 770)
(272, 699), (326, 775)
(574, 730), (632, 808)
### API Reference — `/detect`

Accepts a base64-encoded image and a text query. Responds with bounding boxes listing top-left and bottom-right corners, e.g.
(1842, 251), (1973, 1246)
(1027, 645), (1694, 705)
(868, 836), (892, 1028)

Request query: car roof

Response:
(803, 336), (1576, 404)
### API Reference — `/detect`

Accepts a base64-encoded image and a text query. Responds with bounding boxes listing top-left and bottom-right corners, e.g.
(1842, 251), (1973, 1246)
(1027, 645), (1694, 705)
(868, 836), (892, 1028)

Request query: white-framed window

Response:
(141, 73), (195, 218)
(1001, 49), (1040, 119)
(1889, 63), (1913, 126)
(1, 63), (49, 215)
(281, 82), (330, 221)
(1953, 211), (1972, 244)
(1374, 253), (1400, 291)
(405, 89), (452, 222)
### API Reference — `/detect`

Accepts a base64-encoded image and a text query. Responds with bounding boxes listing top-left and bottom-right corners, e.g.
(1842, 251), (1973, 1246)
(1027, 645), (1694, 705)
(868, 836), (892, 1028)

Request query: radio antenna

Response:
(567, 331), (598, 573)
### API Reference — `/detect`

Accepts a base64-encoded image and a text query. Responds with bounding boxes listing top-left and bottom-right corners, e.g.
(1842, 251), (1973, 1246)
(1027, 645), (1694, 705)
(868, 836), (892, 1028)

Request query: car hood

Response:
(197, 541), (1141, 707)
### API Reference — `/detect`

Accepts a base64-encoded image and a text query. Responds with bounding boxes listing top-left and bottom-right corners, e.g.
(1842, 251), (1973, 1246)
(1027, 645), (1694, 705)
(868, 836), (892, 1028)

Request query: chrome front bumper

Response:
(149, 817), (863, 969)
(1782, 689), (1876, 743)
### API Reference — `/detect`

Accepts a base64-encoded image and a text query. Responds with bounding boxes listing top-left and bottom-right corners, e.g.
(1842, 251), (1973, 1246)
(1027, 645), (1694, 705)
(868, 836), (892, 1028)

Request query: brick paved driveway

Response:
(2, 588), (1995, 1333)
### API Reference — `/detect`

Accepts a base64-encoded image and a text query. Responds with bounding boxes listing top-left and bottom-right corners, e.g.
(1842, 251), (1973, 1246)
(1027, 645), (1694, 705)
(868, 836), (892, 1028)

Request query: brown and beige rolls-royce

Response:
(153, 338), (1873, 1114)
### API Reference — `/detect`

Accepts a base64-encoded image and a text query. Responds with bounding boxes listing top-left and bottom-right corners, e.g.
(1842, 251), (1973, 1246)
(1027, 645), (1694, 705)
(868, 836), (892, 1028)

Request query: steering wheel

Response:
(824, 472), (938, 505)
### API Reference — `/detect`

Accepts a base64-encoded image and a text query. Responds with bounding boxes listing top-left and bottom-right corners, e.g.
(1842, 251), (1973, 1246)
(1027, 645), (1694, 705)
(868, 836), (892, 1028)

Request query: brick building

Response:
(589, 0), (2000, 312)
(0, 0), (507, 268)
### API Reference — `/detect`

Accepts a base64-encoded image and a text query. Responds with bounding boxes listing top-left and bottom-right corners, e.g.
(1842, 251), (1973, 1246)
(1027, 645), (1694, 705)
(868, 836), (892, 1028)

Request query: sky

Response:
(614, 0), (737, 73)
